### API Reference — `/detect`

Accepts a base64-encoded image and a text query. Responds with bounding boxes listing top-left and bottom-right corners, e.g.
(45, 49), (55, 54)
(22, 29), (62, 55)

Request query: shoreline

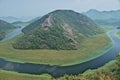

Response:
(0, 32), (113, 66)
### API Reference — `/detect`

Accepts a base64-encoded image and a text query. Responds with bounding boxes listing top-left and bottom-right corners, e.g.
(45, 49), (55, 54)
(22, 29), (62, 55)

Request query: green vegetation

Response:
(0, 32), (5, 40)
(0, 32), (112, 66)
(0, 9), (119, 80)
(102, 26), (117, 32)
(84, 9), (120, 26)
(0, 19), (16, 40)
(0, 70), (52, 80)
(0, 29), (14, 40)
(116, 32), (120, 38)
(0, 20), (16, 31)
(13, 10), (103, 50)
(23, 10), (103, 34)
(115, 55), (120, 80)
(0, 58), (117, 80)
(13, 26), (77, 50)
(56, 61), (116, 80)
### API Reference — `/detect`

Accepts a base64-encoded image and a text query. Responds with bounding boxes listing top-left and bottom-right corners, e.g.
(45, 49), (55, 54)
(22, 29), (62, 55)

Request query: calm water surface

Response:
(0, 29), (120, 77)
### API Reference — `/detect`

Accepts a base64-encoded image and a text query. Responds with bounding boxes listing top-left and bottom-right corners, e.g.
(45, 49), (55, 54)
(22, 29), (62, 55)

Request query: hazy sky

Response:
(0, 0), (120, 17)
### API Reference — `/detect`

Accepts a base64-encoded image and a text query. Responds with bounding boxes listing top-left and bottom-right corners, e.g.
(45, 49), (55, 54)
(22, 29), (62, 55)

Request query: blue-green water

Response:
(0, 29), (120, 77)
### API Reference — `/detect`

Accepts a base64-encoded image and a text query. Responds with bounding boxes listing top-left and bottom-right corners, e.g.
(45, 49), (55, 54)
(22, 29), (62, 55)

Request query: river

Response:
(0, 26), (24, 42)
(0, 29), (120, 77)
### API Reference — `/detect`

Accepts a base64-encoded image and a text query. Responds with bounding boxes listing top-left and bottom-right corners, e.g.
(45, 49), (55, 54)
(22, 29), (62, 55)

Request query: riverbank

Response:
(0, 29), (14, 41)
(0, 60), (115, 80)
(0, 70), (52, 80)
(0, 32), (112, 66)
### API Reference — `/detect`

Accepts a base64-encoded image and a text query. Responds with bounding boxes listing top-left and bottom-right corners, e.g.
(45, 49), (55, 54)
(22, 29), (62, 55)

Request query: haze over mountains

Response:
(84, 9), (120, 26)
(13, 10), (103, 50)
(1, 9), (120, 26)
(0, 16), (36, 23)
(0, 0), (120, 79)
(0, 9), (119, 42)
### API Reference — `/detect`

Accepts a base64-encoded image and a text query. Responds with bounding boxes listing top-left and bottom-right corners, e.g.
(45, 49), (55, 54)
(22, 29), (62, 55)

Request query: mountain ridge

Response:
(13, 10), (103, 50)
(84, 9), (120, 26)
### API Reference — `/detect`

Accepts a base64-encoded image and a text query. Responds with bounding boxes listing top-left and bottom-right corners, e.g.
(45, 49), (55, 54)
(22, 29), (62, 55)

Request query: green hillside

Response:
(0, 10), (112, 66)
(84, 9), (120, 26)
(13, 10), (103, 50)
(0, 20), (16, 40)
(0, 32), (6, 40)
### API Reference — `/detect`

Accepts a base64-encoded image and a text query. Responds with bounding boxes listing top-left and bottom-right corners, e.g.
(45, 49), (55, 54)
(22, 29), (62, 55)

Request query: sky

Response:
(0, 0), (120, 17)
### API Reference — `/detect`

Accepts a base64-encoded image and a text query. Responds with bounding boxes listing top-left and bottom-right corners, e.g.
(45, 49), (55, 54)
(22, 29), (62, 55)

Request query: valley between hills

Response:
(0, 9), (120, 80)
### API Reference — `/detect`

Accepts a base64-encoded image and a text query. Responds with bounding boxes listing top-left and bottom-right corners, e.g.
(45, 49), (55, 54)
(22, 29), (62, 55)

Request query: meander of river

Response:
(0, 28), (120, 77)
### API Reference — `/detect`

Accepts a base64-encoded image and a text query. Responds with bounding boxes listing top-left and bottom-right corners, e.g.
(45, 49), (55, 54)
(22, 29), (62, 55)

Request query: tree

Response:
(115, 55), (120, 80)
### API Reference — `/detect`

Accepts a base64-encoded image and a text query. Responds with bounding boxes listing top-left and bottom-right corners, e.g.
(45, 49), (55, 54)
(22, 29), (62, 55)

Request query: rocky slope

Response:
(13, 10), (103, 50)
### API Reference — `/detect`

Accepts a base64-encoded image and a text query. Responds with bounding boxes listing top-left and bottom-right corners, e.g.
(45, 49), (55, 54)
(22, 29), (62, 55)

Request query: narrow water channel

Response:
(0, 29), (120, 77)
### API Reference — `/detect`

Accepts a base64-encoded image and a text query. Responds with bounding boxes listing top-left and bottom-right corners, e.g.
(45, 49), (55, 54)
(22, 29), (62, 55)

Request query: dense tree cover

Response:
(0, 31), (5, 40)
(55, 72), (115, 80)
(13, 10), (103, 50)
(13, 26), (77, 50)
(115, 55), (120, 80)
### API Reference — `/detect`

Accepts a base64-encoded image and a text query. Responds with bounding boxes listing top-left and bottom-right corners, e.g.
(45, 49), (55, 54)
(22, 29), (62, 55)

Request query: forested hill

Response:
(0, 20), (16, 40)
(13, 10), (103, 50)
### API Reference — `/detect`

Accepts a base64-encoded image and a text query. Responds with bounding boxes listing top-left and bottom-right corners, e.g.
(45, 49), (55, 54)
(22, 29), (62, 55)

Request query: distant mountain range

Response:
(84, 9), (120, 26)
(0, 16), (37, 23)
(13, 10), (103, 50)
(11, 16), (41, 27)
